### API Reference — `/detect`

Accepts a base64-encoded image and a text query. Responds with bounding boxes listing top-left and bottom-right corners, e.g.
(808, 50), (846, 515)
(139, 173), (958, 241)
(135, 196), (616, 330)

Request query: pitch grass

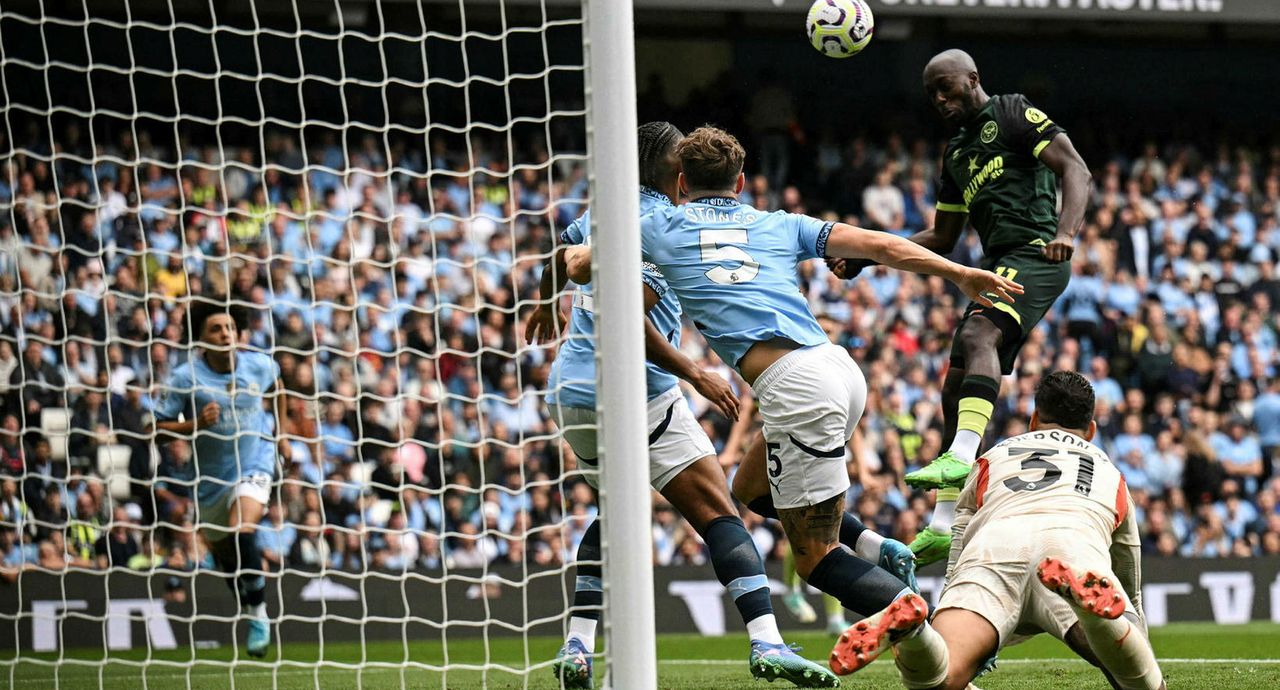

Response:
(6, 622), (1280, 689)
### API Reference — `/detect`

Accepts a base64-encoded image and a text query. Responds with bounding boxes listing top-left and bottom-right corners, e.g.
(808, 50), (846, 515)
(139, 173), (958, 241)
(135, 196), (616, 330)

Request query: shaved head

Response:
(923, 49), (977, 81)
(923, 49), (987, 126)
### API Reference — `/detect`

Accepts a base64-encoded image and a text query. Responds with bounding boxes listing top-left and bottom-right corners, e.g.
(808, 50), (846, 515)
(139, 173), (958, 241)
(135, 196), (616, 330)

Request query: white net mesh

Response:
(0, 0), (601, 686)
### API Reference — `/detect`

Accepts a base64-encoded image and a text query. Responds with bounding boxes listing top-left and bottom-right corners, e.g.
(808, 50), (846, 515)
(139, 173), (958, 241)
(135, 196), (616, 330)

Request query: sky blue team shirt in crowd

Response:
(639, 196), (833, 371)
(548, 187), (681, 409)
(154, 350), (280, 505)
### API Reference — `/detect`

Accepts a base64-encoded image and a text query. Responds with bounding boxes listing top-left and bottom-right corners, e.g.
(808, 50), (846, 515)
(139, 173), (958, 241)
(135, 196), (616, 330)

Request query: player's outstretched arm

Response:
(1037, 133), (1092, 263)
(641, 284), (738, 421)
(827, 204), (966, 279)
(825, 222), (1023, 307)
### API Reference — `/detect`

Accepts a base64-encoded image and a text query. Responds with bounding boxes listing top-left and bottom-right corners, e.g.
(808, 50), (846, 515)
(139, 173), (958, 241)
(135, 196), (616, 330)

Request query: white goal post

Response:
(0, 0), (654, 687)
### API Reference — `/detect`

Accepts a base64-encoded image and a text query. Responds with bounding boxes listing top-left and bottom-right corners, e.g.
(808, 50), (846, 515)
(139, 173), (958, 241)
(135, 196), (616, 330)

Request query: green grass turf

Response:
(6, 622), (1279, 689)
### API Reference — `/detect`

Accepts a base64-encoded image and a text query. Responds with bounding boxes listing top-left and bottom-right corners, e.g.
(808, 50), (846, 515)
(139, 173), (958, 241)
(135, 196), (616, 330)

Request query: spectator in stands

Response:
(287, 510), (329, 571)
(154, 441), (195, 523)
(256, 501), (296, 572)
(94, 506), (140, 569)
(68, 388), (110, 468)
(1214, 416), (1265, 494)
(1255, 377), (1280, 478)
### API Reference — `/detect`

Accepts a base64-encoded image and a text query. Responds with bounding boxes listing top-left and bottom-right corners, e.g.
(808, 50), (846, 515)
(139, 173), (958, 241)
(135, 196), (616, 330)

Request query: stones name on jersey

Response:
(683, 205), (760, 225)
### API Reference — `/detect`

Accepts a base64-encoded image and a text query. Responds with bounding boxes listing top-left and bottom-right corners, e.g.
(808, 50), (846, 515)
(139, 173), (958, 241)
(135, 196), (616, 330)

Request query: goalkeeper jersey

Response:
(962, 429), (1128, 543)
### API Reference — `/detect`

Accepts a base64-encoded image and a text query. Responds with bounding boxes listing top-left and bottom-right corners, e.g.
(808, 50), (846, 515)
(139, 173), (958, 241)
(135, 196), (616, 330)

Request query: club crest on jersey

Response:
(980, 120), (999, 144)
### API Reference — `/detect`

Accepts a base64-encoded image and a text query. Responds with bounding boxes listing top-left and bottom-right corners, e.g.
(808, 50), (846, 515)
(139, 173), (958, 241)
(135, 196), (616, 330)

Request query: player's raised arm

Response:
(1037, 133), (1092, 263)
(824, 222), (1023, 307)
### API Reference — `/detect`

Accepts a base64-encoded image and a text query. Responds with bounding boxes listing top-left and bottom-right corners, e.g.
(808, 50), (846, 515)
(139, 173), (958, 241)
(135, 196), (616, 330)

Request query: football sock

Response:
(805, 547), (914, 618)
(852, 524), (884, 563)
(746, 615), (784, 645)
(234, 531), (266, 614)
(704, 516), (781, 643)
(567, 616), (598, 654)
(1072, 614), (1164, 690)
(928, 488), (960, 532)
(950, 375), (999, 464)
(894, 621), (949, 689)
(567, 519), (603, 653)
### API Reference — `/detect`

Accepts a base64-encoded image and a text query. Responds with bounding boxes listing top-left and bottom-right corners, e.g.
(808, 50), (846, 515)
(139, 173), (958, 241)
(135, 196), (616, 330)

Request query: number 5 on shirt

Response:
(700, 229), (760, 285)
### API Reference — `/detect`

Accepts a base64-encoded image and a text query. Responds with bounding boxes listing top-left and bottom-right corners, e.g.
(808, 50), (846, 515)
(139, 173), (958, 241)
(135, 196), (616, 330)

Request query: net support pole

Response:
(584, 0), (656, 688)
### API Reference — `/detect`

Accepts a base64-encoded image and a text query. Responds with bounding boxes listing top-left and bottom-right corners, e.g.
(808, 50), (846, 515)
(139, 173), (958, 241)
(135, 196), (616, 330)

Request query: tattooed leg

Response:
(780, 492), (913, 618)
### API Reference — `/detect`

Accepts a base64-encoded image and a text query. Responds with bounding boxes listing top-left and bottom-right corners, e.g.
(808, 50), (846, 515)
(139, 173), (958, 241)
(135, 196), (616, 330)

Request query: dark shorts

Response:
(950, 244), (1071, 375)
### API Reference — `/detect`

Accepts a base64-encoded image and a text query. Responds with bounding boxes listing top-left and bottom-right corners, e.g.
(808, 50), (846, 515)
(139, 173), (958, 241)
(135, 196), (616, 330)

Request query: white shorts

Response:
(752, 343), (866, 510)
(938, 524), (1134, 646)
(196, 471), (273, 542)
(549, 386), (714, 492)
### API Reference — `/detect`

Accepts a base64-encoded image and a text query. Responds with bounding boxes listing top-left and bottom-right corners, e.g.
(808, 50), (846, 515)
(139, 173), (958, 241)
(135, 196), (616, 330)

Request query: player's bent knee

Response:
(791, 543), (840, 581)
(959, 318), (1002, 353)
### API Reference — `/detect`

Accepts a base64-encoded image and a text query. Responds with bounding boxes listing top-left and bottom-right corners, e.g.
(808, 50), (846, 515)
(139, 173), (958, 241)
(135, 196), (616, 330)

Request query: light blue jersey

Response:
(640, 196), (832, 371)
(547, 187), (681, 409)
(155, 350), (280, 505)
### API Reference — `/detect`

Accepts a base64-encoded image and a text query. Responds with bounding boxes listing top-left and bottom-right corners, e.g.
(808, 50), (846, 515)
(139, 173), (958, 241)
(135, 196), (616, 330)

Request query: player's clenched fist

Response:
(1041, 235), (1075, 263)
(825, 256), (875, 280)
(197, 401), (220, 429)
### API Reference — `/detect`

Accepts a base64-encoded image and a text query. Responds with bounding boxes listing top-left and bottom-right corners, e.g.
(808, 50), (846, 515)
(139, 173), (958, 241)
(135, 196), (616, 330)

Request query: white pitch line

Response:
(10, 657), (1280, 685)
(657, 658), (1280, 666)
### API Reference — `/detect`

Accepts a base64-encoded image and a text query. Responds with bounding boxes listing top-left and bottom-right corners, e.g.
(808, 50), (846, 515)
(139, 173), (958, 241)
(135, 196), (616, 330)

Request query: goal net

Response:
(0, 0), (650, 687)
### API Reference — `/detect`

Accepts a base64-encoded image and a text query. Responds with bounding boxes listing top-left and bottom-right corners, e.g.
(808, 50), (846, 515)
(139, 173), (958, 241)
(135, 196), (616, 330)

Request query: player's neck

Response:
(687, 189), (738, 203)
(1029, 423), (1088, 439)
(202, 350), (235, 374)
(965, 89), (991, 123)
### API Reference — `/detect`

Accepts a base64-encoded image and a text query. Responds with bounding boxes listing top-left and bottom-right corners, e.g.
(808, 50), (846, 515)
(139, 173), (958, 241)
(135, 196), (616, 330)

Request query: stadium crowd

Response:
(0, 111), (1278, 581)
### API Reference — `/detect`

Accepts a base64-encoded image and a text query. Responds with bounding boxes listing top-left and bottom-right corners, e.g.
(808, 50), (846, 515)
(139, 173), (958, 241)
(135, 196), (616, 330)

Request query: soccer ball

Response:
(806, 0), (875, 58)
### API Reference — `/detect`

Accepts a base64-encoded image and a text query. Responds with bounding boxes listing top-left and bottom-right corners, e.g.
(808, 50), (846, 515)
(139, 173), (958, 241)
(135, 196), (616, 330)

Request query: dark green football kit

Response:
(937, 93), (1071, 374)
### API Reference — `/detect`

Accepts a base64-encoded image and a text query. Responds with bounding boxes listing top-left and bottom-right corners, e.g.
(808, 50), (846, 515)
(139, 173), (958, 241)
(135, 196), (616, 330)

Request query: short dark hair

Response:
(675, 126), (745, 191)
(1034, 371), (1095, 431)
(637, 121), (683, 189)
(187, 299), (248, 339)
